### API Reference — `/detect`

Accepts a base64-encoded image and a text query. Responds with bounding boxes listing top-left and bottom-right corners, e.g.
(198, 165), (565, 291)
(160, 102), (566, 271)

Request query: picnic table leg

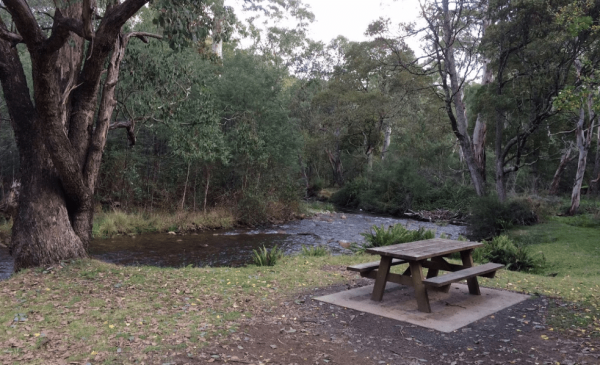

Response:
(371, 256), (392, 301)
(426, 257), (441, 278)
(427, 257), (451, 293)
(409, 260), (431, 313)
(460, 249), (481, 295)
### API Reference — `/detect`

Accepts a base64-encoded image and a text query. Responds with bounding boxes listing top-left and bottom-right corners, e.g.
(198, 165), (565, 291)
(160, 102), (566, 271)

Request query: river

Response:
(0, 211), (466, 280)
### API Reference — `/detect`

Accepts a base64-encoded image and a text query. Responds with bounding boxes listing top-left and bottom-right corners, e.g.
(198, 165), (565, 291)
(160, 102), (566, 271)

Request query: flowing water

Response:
(0, 212), (465, 280)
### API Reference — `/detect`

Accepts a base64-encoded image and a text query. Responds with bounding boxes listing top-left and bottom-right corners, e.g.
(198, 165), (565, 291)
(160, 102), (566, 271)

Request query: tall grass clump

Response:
(92, 209), (235, 238)
(473, 235), (545, 272)
(356, 223), (435, 252)
(252, 245), (283, 266)
(300, 245), (329, 257)
(467, 196), (537, 240)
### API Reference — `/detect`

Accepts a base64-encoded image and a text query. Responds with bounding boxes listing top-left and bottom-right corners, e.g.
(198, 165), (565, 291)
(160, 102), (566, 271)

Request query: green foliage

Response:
(300, 245), (329, 257)
(564, 214), (600, 228)
(236, 191), (268, 226)
(152, 0), (236, 52)
(331, 157), (475, 214)
(467, 197), (538, 240)
(252, 245), (283, 266)
(359, 223), (435, 250)
(476, 236), (545, 272)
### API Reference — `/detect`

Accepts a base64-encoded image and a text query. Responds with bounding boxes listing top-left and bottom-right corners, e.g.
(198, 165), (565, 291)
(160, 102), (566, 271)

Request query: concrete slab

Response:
(314, 283), (529, 333)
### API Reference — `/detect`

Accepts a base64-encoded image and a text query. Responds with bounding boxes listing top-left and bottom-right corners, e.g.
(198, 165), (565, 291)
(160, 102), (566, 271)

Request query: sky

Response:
(301, 0), (420, 44)
(230, 0), (423, 48)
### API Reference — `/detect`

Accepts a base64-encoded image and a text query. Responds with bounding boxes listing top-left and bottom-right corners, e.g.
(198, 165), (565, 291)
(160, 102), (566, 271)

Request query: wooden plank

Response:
(422, 263), (504, 287)
(461, 250), (480, 295)
(425, 256), (444, 279)
(347, 258), (406, 273)
(361, 270), (414, 287)
(366, 239), (483, 261)
(421, 259), (465, 272)
(371, 256), (392, 301)
(409, 260), (431, 313)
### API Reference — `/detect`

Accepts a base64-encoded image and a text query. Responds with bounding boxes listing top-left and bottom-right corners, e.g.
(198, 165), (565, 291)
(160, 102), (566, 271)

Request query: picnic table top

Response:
(365, 238), (483, 261)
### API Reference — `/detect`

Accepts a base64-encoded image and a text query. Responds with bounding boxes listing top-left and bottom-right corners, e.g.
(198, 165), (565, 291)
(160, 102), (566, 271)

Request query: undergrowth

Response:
(467, 196), (538, 240)
(353, 223), (435, 252)
(252, 245), (283, 266)
(92, 209), (235, 238)
(300, 245), (329, 257)
(473, 235), (545, 272)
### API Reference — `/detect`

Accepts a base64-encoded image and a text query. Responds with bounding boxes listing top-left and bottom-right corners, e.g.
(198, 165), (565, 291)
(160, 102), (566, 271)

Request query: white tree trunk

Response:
(570, 98), (596, 214)
(381, 123), (392, 160)
(441, 0), (486, 196)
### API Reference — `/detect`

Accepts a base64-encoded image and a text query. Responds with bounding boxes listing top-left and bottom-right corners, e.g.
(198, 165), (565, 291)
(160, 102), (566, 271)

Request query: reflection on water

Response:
(0, 212), (465, 280)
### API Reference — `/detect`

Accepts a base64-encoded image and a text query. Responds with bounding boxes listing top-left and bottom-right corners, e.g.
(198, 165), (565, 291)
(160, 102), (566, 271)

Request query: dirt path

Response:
(162, 268), (599, 365)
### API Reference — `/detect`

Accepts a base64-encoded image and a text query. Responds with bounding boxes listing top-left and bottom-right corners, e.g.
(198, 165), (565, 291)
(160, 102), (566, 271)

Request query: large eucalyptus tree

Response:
(0, 0), (235, 270)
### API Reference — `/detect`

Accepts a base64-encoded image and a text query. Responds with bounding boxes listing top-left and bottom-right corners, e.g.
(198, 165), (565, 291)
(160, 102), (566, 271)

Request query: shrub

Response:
(565, 214), (600, 228)
(360, 223), (435, 250)
(330, 158), (475, 215)
(329, 176), (369, 209)
(467, 196), (537, 240)
(237, 192), (268, 226)
(252, 245), (283, 266)
(476, 235), (545, 272)
(300, 245), (329, 257)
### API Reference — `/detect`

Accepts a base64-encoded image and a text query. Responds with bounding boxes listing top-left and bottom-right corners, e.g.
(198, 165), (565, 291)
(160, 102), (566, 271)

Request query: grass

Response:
(0, 254), (379, 364)
(2, 211), (600, 363)
(300, 245), (329, 257)
(300, 200), (336, 215)
(91, 209), (235, 238)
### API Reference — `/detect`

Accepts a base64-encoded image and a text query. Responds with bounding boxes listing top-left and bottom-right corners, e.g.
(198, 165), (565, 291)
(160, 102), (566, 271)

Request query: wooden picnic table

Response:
(349, 238), (503, 313)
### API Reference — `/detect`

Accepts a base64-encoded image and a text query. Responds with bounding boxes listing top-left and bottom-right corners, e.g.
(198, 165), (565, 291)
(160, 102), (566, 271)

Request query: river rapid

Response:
(0, 211), (466, 280)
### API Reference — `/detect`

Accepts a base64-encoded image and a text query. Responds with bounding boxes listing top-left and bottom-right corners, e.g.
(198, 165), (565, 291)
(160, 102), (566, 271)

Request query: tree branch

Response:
(126, 31), (163, 43)
(2, 0), (44, 45)
(109, 119), (136, 146)
(0, 27), (23, 46)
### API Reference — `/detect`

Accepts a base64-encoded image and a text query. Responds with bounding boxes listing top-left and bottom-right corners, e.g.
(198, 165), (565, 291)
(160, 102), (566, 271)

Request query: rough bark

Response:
(0, 0), (156, 270)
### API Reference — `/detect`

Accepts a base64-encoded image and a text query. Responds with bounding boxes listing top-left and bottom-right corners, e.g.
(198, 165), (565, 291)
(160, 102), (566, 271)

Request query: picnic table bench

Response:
(347, 238), (504, 313)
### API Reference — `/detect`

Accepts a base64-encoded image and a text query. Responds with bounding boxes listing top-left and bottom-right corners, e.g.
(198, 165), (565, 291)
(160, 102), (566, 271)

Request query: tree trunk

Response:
(326, 148), (344, 187)
(549, 146), (573, 195)
(381, 122), (392, 161)
(472, 15), (492, 184)
(11, 146), (87, 271)
(590, 126), (600, 194)
(472, 116), (487, 183)
(440, 0), (486, 197)
(0, 0), (156, 271)
(203, 166), (211, 213)
(181, 161), (191, 211)
(570, 101), (596, 215)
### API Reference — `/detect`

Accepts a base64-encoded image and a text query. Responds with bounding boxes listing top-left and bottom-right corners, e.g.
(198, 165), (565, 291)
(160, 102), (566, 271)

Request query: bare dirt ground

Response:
(156, 266), (600, 365)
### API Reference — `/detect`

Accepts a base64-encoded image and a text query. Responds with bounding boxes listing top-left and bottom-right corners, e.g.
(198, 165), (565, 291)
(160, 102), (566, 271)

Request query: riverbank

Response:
(0, 244), (598, 364)
(0, 201), (337, 243)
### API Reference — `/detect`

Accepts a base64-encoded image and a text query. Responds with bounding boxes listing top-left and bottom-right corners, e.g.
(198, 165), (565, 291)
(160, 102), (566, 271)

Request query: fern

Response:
(360, 224), (435, 249)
